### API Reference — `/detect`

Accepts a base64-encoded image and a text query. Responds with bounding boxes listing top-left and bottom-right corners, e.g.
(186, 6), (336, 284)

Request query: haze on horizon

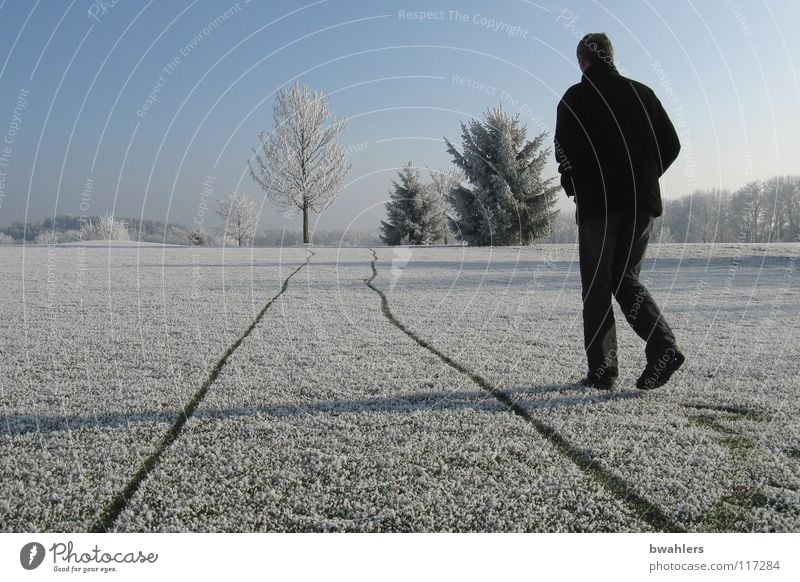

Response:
(0, 0), (798, 234)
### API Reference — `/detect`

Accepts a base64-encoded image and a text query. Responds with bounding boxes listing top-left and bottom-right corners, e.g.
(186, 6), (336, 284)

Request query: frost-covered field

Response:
(1, 243), (798, 532)
(0, 244), (308, 530)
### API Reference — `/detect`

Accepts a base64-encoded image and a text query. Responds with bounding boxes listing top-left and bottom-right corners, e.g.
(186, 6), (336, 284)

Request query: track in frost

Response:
(8, 244), (793, 531)
(113, 248), (647, 532)
(368, 243), (800, 532)
(364, 248), (678, 532)
(90, 254), (312, 532)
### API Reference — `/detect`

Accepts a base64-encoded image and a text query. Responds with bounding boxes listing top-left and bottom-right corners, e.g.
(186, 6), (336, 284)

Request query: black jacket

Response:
(554, 61), (680, 221)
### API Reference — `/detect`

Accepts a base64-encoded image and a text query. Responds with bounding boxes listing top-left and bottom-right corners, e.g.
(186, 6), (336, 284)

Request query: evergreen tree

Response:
(427, 167), (464, 245)
(444, 107), (559, 246)
(380, 162), (447, 245)
(187, 229), (208, 246)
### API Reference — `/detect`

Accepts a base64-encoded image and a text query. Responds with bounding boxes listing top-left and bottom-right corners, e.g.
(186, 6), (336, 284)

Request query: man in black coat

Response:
(554, 33), (685, 390)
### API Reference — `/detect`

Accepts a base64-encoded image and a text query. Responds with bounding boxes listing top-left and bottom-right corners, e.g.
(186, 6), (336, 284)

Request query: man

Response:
(554, 33), (685, 390)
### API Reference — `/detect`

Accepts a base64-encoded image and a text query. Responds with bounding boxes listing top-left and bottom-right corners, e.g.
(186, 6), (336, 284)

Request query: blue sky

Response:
(0, 0), (798, 233)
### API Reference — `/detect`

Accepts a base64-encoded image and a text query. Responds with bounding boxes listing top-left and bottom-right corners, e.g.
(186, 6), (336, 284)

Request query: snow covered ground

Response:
(0, 245), (308, 530)
(376, 243), (800, 531)
(1, 243), (798, 531)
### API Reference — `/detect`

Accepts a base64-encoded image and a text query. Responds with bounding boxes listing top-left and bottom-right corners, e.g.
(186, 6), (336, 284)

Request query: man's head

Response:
(577, 33), (614, 72)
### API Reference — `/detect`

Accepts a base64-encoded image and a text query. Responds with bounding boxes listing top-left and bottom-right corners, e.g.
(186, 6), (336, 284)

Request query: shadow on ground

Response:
(2, 384), (643, 436)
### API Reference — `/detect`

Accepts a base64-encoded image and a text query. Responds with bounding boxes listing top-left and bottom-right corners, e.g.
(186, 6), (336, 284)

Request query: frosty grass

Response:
(1, 243), (798, 531)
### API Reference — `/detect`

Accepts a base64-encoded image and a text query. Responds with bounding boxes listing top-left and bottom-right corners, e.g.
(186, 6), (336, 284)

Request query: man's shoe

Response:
(636, 348), (685, 390)
(578, 373), (617, 391)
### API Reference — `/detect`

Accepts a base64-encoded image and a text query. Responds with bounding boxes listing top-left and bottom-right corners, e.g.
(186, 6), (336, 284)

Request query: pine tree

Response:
(427, 167), (464, 245)
(380, 162), (447, 245)
(444, 107), (559, 246)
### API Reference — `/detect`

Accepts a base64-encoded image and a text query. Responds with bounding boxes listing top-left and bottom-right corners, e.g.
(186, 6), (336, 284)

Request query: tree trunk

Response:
(303, 204), (309, 244)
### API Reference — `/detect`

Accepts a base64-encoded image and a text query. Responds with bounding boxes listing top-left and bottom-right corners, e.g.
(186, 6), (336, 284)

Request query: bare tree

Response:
(784, 178), (800, 241)
(248, 83), (351, 244)
(764, 175), (800, 242)
(730, 182), (766, 242)
(688, 189), (727, 243)
(214, 192), (258, 247)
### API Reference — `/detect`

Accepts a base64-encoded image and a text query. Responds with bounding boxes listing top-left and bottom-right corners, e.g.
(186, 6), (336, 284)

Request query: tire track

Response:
(364, 248), (680, 532)
(90, 252), (313, 532)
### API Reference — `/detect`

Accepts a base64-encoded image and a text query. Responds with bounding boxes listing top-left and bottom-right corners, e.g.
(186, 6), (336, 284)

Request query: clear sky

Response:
(0, 0), (798, 234)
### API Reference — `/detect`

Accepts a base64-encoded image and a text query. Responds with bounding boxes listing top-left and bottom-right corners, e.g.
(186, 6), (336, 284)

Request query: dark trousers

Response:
(578, 211), (677, 377)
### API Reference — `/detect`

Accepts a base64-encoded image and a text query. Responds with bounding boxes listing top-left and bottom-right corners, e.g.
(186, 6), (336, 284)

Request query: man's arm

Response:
(554, 97), (578, 199)
(649, 92), (680, 176)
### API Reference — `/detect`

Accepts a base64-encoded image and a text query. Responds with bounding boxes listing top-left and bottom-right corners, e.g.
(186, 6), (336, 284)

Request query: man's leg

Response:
(578, 214), (619, 379)
(611, 213), (678, 363)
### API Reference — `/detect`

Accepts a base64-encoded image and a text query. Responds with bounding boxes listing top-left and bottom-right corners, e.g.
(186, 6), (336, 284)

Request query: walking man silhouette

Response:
(554, 33), (685, 390)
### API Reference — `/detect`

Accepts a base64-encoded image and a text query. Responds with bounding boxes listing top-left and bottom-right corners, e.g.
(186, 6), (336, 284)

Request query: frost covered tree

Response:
(660, 190), (727, 243)
(426, 167), (464, 245)
(248, 82), (351, 244)
(213, 192), (258, 247)
(187, 229), (207, 246)
(444, 107), (559, 246)
(762, 175), (800, 242)
(541, 210), (578, 243)
(729, 182), (767, 243)
(208, 231), (238, 247)
(34, 230), (59, 245)
(79, 214), (130, 241)
(380, 162), (447, 246)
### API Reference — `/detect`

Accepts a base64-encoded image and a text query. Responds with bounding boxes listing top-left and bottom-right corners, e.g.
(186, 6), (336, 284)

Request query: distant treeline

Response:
(544, 174), (800, 244)
(0, 214), (382, 247)
(4, 174), (797, 247)
(256, 229), (382, 247)
(0, 215), (193, 245)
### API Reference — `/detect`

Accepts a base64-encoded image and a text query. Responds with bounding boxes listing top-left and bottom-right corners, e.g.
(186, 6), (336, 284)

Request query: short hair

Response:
(577, 33), (614, 67)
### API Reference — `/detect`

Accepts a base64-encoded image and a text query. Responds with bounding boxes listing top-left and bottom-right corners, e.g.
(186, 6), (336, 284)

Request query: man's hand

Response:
(559, 171), (576, 199)
(553, 128), (575, 200)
